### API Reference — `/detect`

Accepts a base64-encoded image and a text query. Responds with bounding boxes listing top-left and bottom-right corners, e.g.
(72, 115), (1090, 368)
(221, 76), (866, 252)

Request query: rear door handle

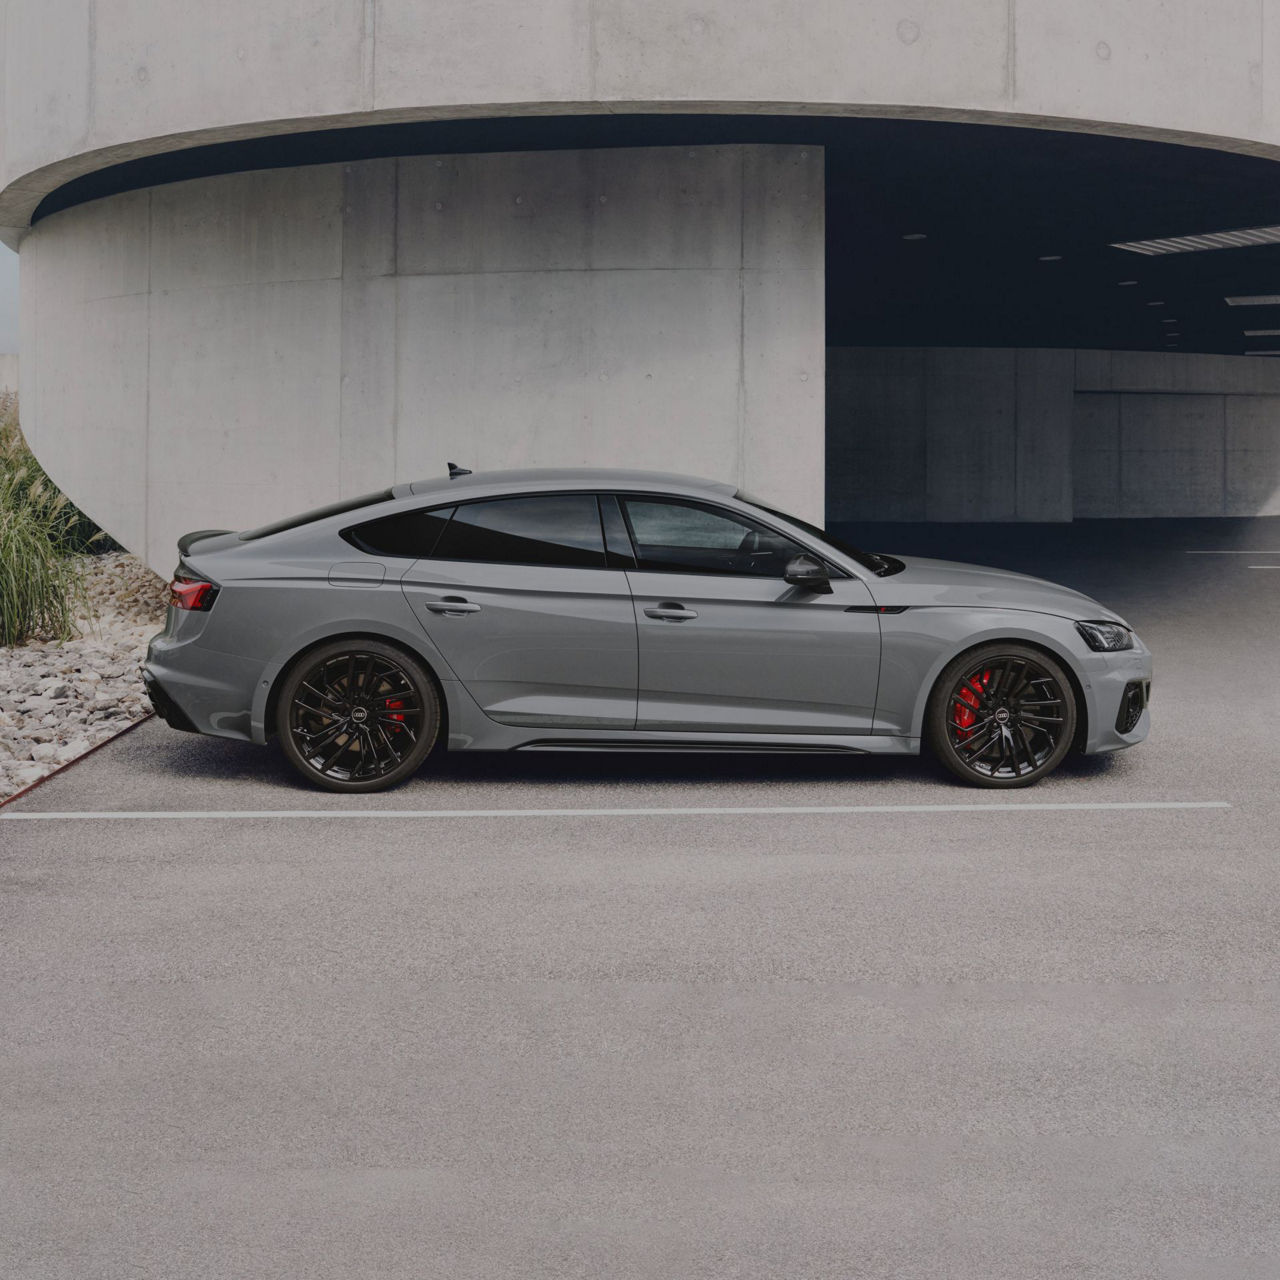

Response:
(424, 597), (481, 616)
(644, 604), (698, 621)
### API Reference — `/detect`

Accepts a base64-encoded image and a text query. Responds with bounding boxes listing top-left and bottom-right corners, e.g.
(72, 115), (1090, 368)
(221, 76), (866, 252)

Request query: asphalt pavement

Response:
(3, 518), (1278, 1279)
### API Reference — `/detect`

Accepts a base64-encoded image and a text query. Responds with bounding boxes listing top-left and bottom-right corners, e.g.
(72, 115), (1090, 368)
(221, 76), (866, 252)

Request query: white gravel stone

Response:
(0, 552), (168, 800)
(54, 738), (92, 764)
(11, 764), (44, 788)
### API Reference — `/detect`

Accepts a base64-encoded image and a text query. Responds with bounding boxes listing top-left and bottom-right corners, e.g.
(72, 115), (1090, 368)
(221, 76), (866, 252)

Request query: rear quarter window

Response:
(343, 507), (454, 559)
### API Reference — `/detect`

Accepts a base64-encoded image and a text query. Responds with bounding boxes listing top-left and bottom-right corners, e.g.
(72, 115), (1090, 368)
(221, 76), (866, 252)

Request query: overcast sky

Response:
(0, 246), (17, 353)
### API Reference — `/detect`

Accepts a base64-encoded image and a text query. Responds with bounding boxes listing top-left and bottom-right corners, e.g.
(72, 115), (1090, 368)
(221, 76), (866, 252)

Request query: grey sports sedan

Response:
(143, 467), (1151, 792)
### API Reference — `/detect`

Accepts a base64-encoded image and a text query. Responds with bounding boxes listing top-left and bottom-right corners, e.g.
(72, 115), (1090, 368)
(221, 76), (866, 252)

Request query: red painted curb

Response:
(0, 712), (156, 809)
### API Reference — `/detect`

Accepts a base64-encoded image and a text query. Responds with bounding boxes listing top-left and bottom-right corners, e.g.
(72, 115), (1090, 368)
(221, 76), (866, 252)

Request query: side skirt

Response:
(509, 734), (921, 756)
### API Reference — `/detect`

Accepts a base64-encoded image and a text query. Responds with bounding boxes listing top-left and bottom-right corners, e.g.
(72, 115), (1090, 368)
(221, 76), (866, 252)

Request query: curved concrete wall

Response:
(4, 1), (1280, 242)
(19, 144), (824, 573)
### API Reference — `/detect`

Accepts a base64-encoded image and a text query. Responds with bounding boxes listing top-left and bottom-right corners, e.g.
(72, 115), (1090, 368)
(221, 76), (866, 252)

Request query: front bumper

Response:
(1079, 642), (1153, 754)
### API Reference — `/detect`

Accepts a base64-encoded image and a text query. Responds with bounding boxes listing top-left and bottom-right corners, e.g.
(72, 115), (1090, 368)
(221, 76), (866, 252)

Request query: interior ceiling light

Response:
(902, 233), (927, 241)
(1113, 224), (1280, 255)
(1146, 300), (1165, 307)
(1225, 295), (1280, 306)
(1244, 328), (1280, 336)
(1038, 254), (1063, 261)
(1118, 280), (1138, 286)
(1162, 318), (1178, 324)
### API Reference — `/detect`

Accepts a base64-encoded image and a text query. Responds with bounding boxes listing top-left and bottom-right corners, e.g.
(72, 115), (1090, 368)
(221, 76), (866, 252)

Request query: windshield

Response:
(736, 491), (893, 575)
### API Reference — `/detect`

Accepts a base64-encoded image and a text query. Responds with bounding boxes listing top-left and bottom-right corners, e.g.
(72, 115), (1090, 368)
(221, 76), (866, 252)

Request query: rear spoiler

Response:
(177, 529), (232, 556)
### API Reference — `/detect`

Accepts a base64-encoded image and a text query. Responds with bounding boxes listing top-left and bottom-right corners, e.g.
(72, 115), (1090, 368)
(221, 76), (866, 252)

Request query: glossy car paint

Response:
(143, 468), (1152, 759)
(627, 570), (880, 733)
(401, 557), (637, 728)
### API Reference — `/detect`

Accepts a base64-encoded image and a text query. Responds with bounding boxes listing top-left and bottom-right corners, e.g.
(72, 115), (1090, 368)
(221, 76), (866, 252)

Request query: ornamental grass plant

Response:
(0, 392), (97, 646)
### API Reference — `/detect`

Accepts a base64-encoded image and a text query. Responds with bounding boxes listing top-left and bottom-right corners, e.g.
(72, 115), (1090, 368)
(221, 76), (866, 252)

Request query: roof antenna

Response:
(447, 461), (472, 479)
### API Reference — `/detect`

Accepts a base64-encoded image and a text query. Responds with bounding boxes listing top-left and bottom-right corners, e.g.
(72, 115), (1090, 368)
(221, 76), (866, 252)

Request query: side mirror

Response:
(784, 553), (833, 594)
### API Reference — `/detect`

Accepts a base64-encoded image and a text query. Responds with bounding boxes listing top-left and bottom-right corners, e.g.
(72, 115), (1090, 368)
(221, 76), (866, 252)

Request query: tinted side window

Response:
(431, 495), (606, 569)
(622, 498), (804, 577)
(345, 507), (454, 559)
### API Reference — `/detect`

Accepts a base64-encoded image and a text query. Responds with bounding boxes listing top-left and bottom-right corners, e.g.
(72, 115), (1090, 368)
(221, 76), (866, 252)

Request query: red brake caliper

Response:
(385, 698), (405, 731)
(954, 669), (990, 742)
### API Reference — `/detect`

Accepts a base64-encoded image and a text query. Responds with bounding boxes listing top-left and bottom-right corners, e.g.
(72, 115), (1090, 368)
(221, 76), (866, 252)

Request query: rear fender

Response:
(249, 615), (460, 744)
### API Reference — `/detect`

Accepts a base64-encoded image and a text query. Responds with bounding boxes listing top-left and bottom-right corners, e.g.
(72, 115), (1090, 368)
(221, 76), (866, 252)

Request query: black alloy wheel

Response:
(926, 642), (1077, 788)
(277, 639), (441, 792)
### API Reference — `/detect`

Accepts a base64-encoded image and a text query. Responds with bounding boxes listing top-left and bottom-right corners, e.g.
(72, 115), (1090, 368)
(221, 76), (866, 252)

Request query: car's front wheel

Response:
(276, 639), (442, 792)
(926, 643), (1077, 788)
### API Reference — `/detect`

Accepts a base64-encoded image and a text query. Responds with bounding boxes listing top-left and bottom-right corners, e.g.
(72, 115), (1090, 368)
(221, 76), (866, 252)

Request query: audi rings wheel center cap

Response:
(350, 706), (368, 724)
(994, 707), (1011, 724)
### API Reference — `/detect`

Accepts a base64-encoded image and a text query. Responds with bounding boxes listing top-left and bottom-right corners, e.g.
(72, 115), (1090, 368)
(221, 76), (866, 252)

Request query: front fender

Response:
(874, 608), (1095, 740)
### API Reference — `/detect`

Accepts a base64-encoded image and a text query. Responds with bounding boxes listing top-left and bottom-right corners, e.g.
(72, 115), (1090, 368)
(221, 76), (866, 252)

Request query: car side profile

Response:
(143, 468), (1151, 792)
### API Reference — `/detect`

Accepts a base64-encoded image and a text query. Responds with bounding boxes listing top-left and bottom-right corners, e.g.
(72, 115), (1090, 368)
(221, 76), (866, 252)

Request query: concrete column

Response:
(20, 144), (825, 572)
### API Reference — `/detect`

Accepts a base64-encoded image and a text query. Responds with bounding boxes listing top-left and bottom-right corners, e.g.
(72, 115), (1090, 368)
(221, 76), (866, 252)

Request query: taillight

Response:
(169, 575), (218, 612)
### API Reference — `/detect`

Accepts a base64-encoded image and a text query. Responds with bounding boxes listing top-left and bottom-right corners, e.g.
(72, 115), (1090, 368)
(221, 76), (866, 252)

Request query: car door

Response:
(399, 493), (638, 729)
(616, 495), (882, 733)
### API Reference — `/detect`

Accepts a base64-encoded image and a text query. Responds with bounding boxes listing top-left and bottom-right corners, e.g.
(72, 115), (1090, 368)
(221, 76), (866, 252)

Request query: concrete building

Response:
(4, 2), (1280, 571)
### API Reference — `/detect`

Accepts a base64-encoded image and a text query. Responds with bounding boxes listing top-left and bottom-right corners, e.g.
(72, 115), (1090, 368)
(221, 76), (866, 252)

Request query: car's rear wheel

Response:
(926, 643), (1077, 789)
(276, 640), (441, 793)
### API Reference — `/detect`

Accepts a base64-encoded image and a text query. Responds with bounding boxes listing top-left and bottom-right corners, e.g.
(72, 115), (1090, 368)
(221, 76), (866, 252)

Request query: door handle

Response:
(424, 597), (481, 616)
(644, 604), (698, 621)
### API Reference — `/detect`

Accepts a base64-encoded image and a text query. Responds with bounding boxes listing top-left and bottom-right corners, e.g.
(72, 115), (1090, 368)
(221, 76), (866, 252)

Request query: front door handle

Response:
(644, 603), (699, 621)
(424, 597), (481, 616)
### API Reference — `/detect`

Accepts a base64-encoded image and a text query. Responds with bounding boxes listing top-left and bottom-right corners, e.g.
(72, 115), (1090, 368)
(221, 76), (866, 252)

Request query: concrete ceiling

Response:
(32, 114), (1280, 357)
(822, 118), (1280, 355)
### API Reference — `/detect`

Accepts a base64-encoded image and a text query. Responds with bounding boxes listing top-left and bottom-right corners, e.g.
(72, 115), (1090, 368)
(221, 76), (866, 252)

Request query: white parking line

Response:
(1184, 549), (1280, 554)
(0, 801), (1231, 821)
(1248, 565), (1280, 569)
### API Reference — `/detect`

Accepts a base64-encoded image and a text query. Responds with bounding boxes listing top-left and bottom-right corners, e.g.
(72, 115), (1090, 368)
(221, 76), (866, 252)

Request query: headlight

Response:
(1075, 620), (1134, 652)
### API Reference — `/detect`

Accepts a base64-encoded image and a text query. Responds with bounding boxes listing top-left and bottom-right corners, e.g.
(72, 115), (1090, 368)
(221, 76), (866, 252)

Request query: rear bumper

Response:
(143, 629), (260, 741)
(141, 669), (199, 733)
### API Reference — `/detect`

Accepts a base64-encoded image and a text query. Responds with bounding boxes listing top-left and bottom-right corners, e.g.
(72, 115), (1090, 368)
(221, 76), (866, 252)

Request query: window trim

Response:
(341, 488), (853, 577)
(611, 492), (849, 580)
(597, 494), (637, 570)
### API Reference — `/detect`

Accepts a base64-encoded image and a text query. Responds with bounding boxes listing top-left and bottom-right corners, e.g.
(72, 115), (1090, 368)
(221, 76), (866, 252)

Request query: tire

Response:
(925, 642), (1078, 789)
(276, 639), (442, 793)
